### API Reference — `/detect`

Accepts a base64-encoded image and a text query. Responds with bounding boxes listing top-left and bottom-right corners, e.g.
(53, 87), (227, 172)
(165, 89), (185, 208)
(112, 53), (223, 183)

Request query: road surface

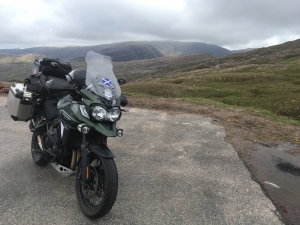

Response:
(0, 96), (282, 224)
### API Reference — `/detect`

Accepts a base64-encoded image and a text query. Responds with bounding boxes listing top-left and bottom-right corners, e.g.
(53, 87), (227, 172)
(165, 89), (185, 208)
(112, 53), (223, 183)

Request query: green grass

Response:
(185, 97), (300, 126)
(122, 59), (300, 124)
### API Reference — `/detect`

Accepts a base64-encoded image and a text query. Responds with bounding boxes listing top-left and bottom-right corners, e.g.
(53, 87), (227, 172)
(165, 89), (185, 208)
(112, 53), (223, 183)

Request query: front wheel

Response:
(75, 155), (118, 218)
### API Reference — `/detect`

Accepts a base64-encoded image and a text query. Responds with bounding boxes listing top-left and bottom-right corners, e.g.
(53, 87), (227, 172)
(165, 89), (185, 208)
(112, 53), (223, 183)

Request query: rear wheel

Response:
(75, 155), (118, 218)
(31, 132), (50, 166)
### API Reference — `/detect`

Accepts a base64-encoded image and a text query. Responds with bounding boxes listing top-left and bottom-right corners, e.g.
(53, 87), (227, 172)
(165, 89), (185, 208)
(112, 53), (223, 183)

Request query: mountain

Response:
(0, 41), (231, 62)
(2, 38), (300, 82)
(149, 41), (231, 57)
(0, 42), (164, 62)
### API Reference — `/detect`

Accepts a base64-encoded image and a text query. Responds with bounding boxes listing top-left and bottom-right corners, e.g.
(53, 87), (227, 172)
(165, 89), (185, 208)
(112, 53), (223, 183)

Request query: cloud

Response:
(0, 0), (299, 49)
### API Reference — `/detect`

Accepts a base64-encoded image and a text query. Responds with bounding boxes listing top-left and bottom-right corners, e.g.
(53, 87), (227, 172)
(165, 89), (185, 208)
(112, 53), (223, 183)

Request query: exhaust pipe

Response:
(70, 148), (81, 171)
(70, 149), (77, 170)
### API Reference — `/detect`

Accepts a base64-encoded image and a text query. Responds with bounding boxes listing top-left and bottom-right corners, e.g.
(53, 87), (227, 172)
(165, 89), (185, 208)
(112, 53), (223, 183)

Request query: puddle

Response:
(251, 143), (300, 224)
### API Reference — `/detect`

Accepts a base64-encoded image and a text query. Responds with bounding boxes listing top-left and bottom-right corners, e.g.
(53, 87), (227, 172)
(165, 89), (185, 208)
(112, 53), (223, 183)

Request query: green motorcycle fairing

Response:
(57, 90), (119, 137)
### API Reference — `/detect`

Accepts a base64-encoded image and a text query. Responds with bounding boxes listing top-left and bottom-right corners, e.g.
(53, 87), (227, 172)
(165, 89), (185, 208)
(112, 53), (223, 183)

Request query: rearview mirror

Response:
(118, 78), (126, 85)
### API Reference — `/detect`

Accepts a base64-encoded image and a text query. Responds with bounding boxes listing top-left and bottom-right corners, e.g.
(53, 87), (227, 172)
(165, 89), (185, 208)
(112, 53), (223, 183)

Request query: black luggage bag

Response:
(27, 57), (73, 95)
(32, 57), (72, 78)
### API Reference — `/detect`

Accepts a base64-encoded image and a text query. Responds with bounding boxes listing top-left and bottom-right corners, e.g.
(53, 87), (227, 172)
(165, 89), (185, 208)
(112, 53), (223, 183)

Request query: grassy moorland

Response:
(1, 39), (300, 124)
(0, 53), (44, 82)
(121, 39), (300, 124)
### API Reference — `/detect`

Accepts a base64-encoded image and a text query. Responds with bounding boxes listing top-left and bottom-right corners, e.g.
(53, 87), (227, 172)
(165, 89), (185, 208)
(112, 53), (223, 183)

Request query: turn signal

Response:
(86, 167), (89, 179)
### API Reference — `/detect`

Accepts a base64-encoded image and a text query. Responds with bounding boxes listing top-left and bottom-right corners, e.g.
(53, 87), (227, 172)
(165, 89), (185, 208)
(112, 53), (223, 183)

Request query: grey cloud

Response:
(0, 0), (299, 49)
(184, 0), (300, 47)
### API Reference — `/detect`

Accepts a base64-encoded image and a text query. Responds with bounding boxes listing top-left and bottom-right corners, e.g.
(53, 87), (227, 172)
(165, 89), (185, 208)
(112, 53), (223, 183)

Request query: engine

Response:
(45, 119), (61, 154)
(43, 118), (71, 167)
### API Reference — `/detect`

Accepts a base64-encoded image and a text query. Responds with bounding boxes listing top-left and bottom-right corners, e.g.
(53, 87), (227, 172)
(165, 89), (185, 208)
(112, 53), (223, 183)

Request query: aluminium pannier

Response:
(6, 83), (35, 121)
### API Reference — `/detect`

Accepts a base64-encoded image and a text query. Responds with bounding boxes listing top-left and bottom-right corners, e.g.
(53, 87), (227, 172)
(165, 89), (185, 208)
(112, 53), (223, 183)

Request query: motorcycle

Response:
(6, 51), (127, 218)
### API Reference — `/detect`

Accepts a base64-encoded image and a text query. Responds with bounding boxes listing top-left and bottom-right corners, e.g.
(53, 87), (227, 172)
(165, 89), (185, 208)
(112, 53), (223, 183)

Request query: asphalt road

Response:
(0, 96), (283, 225)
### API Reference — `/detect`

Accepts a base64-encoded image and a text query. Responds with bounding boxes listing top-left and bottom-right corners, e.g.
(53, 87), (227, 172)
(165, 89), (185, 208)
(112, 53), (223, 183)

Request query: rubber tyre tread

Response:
(31, 133), (50, 166)
(75, 156), (118, 218)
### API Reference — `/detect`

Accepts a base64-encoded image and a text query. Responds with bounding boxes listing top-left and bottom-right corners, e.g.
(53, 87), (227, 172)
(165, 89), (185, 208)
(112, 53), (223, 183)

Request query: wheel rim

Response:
(80, 159), (106, 207)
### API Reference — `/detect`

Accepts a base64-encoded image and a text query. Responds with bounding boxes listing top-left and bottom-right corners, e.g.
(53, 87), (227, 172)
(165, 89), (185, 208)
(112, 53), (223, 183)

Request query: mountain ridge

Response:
(0, 43), (164, 62)
(0, 41), (232, 62)
(0, 38), (299, 82)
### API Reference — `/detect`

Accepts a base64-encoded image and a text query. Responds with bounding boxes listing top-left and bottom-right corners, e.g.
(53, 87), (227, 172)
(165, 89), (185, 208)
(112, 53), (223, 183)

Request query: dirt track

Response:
(126, 96), (300, 156)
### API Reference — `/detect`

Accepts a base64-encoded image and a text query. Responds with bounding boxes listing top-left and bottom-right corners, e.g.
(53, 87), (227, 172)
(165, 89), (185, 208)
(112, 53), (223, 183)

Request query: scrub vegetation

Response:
(121, 39), (300, 123)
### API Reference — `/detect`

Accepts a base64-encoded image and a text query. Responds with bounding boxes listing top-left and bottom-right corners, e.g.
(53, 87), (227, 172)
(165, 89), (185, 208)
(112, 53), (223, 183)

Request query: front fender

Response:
(89, 144), (115, 159)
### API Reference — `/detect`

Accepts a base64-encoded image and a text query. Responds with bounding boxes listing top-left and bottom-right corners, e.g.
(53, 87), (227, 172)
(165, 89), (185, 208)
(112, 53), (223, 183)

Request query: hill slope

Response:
(0, 53), (45, 81)
(109, 39), (300, 82)
(121, 39), (300, 121)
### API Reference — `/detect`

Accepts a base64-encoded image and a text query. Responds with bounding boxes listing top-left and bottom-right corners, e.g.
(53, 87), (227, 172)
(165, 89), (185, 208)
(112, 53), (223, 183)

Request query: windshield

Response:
(85, 51), (121, 100)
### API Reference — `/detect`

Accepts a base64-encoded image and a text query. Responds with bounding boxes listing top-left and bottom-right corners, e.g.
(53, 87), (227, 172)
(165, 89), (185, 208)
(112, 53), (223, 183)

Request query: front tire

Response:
(75, 155), (118, 218)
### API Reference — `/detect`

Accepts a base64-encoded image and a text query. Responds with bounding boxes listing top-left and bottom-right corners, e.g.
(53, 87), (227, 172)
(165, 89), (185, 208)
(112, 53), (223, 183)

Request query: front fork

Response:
(81, 132), (91, 182)
(80, 129), (108, 183)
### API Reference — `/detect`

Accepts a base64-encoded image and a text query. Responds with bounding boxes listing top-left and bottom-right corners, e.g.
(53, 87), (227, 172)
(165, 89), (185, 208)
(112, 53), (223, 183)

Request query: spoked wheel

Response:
(75, 155), (118, 218)
(31, 132), (50, 166)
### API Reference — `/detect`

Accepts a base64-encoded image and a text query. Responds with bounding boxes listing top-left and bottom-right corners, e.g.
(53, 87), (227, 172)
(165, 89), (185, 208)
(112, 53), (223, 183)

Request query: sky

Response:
(0, 0), (299, 50)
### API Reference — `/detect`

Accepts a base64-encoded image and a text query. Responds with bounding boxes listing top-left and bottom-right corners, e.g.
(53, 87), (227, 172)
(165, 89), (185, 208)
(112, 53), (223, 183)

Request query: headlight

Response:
(89, 105), (121, 122)
(107, 107), (121, 122)
(91, 106), (107, 121)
